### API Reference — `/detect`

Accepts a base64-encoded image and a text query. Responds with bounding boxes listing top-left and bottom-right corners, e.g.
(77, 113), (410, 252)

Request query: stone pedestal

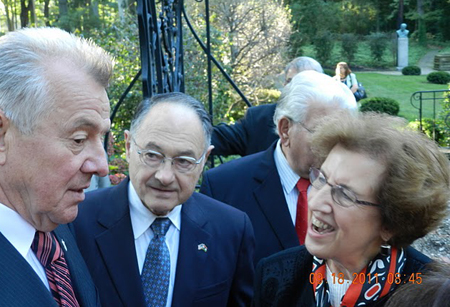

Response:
(397, 37), (409, 70)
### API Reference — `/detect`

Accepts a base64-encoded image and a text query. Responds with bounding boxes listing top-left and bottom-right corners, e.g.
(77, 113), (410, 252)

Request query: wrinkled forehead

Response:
(136, 103), (206, 151)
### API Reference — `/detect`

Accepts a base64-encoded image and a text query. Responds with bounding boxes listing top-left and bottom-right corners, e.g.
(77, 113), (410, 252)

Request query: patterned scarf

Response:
(312, 247), (406, 307)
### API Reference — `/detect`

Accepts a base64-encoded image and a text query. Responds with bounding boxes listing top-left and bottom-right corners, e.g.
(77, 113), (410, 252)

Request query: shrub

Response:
(427, 71), (450, 84)
(312, 30), (335, 66)
(407, 118), (447, 146)
(402, 66), (421, 75)
(359, 97), (400, 116)
(323, 68), (335, 77)
(341, 33), (359, 64)
(366, 32), (389, 62)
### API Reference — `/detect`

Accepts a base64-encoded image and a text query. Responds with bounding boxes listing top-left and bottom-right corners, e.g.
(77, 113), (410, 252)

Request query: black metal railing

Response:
(135, 0), (250, 102)
(410, 89), (450, 141)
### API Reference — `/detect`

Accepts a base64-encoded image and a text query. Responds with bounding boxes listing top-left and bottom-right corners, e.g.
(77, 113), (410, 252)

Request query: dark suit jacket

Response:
(70, 178), (255, 307)
(212, 104), (278, 156)
(200, 142), (299, 265)
(0, 224), (100, 307)
(253, 245), (431, 307)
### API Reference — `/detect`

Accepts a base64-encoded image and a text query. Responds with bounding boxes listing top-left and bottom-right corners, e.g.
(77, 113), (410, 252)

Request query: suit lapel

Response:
(172, 196), (212, 306)
(54, 225), (99, 307)
(253, 144), (299, 249)
(95, 179), (146, 307)
(0, 232), (57, 306)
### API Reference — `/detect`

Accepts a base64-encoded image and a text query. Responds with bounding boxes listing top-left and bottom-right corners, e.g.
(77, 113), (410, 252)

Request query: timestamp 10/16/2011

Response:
(309, 272), (423, 285)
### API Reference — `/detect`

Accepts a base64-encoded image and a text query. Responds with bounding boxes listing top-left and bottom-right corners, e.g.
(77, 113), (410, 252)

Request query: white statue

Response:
(397, 23), (409, 38)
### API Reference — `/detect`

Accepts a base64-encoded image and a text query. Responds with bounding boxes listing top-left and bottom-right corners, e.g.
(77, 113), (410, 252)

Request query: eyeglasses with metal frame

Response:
(309, 167), (380, 208)
(132, 138), (206, 173)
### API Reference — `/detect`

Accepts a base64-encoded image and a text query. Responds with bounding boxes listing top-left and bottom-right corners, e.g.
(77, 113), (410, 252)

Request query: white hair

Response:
(284, 56), (324, 75)
(274, 70), (357, 129)
(0, 27), (113, 134)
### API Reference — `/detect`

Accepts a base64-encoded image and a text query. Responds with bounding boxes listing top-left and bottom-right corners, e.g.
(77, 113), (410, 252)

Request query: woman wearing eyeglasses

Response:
(252, 112), (450, 307)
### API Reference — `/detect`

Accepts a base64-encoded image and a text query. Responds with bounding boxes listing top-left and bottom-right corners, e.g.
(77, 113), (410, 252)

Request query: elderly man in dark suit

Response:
(71, 93), (255, 307)
(200, 71), (357, 265)
(211, 56), (324, 157)
(0, 27), (113, 306)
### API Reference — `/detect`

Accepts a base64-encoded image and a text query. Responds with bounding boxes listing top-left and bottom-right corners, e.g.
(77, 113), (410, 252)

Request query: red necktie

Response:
(295, 178), (310, 245)
(31, 231), (80, 307)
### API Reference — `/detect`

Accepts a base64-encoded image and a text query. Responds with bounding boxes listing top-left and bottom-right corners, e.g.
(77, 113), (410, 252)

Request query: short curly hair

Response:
(310, 112), (450, 247)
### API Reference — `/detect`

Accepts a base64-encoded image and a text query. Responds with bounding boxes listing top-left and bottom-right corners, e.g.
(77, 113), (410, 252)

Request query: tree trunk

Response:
(91, 0), (99, 18)
(44, 0), (51, 26)
(397, 0), (404, 28)
(59, 0), (68, 19)
(417, 0), (426, 45)
(118, 0), (126, 22)
(30, 0), (36, 26)
(20, 0), (29, 28)
(3, 0), (15, 31)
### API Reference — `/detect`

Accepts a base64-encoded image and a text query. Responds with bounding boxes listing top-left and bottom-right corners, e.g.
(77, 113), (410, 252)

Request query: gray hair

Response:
(274, 70), (357, 130)
(0, 27), (113, 135)
(284, 56), (324, 76)
(130, 93), (213, 151)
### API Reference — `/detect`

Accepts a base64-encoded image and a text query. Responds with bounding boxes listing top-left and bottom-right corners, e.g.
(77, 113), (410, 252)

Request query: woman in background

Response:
(334, 62), (362, 101)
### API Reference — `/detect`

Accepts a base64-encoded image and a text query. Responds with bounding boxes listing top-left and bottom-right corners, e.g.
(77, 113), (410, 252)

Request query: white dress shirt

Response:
(274, 140), (304, 225)
(0, 203), (50, 290)
(128, 182), (181, 307)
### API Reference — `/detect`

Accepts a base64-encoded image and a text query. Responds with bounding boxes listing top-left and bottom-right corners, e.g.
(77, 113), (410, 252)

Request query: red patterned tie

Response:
(31, 231), (80, 307)
(295, 178), (310, 245)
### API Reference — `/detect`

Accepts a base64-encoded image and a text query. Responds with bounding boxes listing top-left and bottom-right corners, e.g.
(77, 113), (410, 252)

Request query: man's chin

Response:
(146, 203), (179, 217)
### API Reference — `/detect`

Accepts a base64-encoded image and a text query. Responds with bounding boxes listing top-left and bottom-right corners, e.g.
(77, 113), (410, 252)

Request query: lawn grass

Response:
(357, 72), (449, 121)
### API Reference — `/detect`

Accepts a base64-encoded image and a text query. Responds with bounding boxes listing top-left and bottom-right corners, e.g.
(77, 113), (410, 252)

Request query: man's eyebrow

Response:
(66, 118), (108, 133)
(142, 141), (197, 157)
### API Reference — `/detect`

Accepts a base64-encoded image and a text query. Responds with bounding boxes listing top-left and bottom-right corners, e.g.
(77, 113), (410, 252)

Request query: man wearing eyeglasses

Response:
(71, 93), (255, 307)
(200, 71), (357, 266)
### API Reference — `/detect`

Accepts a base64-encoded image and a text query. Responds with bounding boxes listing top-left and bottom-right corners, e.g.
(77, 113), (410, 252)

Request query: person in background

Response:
(0, 27), (113, 306)
(71, 93), (255, 307)
(253, 112), (450, 307)
(211, 56), (324, 157)
(334, 61), (363, 101)
(385, 263), (450, 307)
(201, 71), (357, 265)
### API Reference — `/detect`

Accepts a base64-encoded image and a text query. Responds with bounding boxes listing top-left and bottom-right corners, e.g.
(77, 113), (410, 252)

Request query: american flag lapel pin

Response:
(61, 239), (68, 252)
(197, 243), (208, 252)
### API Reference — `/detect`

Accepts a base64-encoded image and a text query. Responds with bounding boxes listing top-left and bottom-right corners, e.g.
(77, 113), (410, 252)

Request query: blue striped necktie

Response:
(31, 231), (80, 307)
(141, 218), (172, 307)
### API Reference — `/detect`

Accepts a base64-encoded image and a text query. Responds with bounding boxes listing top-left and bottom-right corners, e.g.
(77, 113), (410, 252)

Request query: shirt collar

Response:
(274, 139), (301, 194)
(128, 181), (182, 240)
(0, 203), (36, 257)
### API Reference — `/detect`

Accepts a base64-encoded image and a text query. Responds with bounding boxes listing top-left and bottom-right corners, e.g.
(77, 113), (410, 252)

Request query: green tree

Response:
(183, 0), (291, 124)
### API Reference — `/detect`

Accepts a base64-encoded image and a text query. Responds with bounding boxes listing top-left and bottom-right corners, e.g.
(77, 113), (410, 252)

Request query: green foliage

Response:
(417, 18), (427, 46)
(407, 118), (448, 147)
(427, 71), (450, 84)
(323, 68), (335, 77)
(312, 31), (335, 66)
(87, 15), (142, 174)
(183, 0), (291, 126)
(439, 84), (450, 147)
(401, 66), (421, 76)
(340, 33), (359, 64)
(366, 32), (389, 63)
(359, 97), (400, 116)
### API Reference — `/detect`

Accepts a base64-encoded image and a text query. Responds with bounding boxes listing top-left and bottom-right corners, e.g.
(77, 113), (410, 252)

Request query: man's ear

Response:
(203, 145), (214, 163)
(277, 117), (292, 147)
(0, 110), (11, 165)
(124, 130), (132, 163)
